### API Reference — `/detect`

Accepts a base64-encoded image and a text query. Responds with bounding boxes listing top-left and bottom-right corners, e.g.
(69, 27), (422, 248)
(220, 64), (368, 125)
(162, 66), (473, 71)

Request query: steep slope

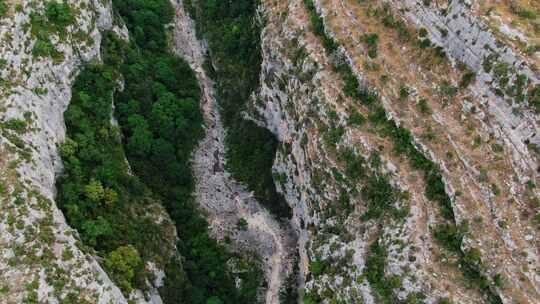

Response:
(315, 0), (539, 302)
(2, 0), (538, 303)
(245, 0), (539, 303)
(0, 1), (129, 302)
(1, 1), (197, 303)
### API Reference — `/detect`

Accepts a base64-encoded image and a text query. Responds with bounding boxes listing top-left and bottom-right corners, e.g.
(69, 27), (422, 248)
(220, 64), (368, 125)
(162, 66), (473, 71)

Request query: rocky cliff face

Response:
(0, 1), (129, 303)
(2, 0), (538, 303)
(0, 1), (174, 303)
(248, 0), (539, 303)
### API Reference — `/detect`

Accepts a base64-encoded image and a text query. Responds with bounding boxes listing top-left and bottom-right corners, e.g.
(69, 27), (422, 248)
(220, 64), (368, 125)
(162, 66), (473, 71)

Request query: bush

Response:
(104, 245), (142, 293)
(399, 85), (410, 100)
(0, 1), (8, 17)
(460, 71), (476, 88)
(362, 33), (379, 58)
(2, 118), (27, 133)
(236, 218), (248, 231)
(29, 2), (74, 61)
(434, 223), (467, 252)
(493, 273), (503, 287)
(365, 239), (394, 303)
(309, 260), (326, 277)
(417, 98), (431, 114)
(44, 1), (74, 28)
(529, 84), (540, 113)
(348, 109), (365, 126)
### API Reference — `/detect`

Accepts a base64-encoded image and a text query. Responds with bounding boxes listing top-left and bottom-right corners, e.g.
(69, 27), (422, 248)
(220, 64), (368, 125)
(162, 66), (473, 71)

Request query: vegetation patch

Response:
(112, 0), (263, 302)
(0, 0), (8, 17)
(365, 238), (399, 304)
(56, 59), (172, 295)
(57, 0), (263, 302)
(29, 1), (75, 61)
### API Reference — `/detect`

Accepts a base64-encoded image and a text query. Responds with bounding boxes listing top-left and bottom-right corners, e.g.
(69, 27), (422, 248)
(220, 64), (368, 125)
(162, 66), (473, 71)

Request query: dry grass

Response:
(319, 0), (539, 302)
(477, 0), (539, 64)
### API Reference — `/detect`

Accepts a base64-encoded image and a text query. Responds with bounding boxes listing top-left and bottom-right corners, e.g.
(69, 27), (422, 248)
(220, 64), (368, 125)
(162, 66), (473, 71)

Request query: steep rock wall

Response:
(252, 1), (464, 302)
(251, 0), (540, 303)
(387, 0), (539, 177)
(0, 1), (167, 303)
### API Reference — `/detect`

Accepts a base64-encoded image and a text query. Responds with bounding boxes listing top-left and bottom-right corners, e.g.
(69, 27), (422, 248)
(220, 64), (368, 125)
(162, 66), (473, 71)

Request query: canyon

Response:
(0, 0), (538, 303)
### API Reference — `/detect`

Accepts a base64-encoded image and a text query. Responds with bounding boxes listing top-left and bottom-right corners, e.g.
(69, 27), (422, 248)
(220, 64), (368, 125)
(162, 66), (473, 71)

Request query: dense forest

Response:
(56, 0), (263, 303)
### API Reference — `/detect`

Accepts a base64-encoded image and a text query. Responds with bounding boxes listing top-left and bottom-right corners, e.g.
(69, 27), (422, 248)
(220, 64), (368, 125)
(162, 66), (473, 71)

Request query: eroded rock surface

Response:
(0, 1), (128, 303)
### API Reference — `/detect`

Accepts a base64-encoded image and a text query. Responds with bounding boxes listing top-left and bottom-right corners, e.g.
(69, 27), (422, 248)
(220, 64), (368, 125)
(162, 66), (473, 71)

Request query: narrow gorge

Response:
(0, 0), (538, 304)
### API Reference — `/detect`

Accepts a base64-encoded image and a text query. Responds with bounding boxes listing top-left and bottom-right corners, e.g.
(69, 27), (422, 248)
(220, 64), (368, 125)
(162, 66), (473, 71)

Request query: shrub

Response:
(32, 39), (62, 59)
(362, 33), (379, 58)
(44, 1), (74, 28)
(309, 260), (326, 277)
(419, 38), (431, 48)
(439, 81), (458, 97)
(0, 0), (8, 17)
(399, 85), (410, 100)
(104, 245), (142, 293)
(348, 108), (365, 126)
(365, 239), (394, 303)
(434, 223), (467, 252)
(460, 70), (476, 88)
(339, 149), (365, 181)
(493, 273), (503, 287)
(236, 218), (248, 231)
(2, 118), (27, 133)
(529, 84), (540, 112)
(417, 98), (431, 114)
(361, 175), (398, 220)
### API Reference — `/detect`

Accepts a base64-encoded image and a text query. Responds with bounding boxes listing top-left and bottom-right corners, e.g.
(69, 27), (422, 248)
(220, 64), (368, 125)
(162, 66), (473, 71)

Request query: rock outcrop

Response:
(0, 1), (176, 303)
(246, 0), (539, 303)
(2, 0), (538, 303)
(0, 1), (128, 303)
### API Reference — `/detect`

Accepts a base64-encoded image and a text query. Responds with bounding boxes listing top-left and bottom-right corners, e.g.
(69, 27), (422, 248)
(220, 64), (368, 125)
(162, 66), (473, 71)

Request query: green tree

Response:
(104, 245), (142, 293)
(127, 114), (153, 155)
(59, 137), (78, 158)
(84, 178), (104, 202)
(82, 216), (112, 246)
(103, 188), (118, 207)
(206, 297), (224, 304)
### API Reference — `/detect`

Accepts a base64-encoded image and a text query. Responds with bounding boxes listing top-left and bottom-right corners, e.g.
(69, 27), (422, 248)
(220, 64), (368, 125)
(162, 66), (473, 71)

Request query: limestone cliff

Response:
(2, 0), (539, 303)
(0, 1), (174, 303)
(0, 1), (129, 302)
(247, 0), (539, 303)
